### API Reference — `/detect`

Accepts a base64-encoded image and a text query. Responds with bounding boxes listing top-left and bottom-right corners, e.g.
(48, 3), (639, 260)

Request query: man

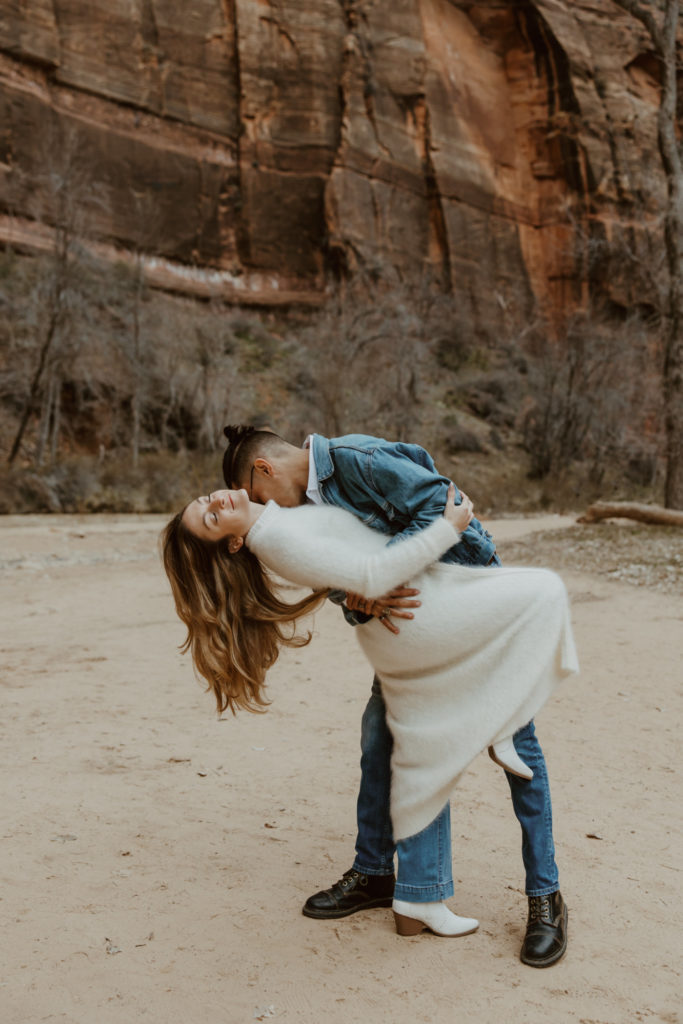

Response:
(222, 425), (568, 967)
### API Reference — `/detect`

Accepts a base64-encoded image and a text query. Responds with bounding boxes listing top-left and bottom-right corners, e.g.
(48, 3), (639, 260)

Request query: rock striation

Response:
(0, 0), (677, 325)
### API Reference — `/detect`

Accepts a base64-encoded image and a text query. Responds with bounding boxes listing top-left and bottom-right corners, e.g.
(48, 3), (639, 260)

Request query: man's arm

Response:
(327, 587), (371, 627)
(328, 584), (420, 630)
(344, 586), (421, 634)
(366, 444), (457, 538)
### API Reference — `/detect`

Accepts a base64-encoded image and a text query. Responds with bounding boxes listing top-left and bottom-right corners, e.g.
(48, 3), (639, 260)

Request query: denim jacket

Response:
(310, 433), (499, 623)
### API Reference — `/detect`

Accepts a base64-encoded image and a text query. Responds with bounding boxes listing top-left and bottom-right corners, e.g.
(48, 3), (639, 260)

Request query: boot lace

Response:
(336, 870), (365, 892)
(528, 895), (552, 923)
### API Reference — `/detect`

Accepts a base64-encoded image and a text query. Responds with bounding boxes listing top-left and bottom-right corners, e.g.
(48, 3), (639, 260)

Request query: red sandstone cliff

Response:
(0, 0), (676, 325)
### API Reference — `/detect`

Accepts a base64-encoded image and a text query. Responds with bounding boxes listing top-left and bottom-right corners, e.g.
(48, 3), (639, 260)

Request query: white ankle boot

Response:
(392, 899), (479, 937)
(488, 737), (533, 779)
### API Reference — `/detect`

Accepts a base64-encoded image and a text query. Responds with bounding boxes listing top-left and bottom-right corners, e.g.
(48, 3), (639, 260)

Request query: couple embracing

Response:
(162, 426), (579, 968)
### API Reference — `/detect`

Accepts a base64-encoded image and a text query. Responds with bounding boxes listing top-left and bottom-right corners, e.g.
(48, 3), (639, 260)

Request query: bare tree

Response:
(612, 0), (683, 506)
(129, 244), (145, 468)
(291, 287), (430, 440)
(104, 189), (168, 466)
(7, 129), (98, 465)
(521, 316), (645, 482)
(7, 224), (71, 464)
(190, 319), (238, 450)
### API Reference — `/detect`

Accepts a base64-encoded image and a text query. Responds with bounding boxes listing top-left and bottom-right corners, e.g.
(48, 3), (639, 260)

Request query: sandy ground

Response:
(0, 512), (681, 1024)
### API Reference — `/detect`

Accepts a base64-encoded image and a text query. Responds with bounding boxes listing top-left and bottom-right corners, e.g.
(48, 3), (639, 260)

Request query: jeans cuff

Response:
(526, 884), (560, 897)
(352, 861), (395, 878)
(393, 881), (454, 902)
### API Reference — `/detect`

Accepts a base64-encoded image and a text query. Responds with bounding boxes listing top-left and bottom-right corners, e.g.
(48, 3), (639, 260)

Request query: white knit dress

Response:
(246, 501), (579, 841)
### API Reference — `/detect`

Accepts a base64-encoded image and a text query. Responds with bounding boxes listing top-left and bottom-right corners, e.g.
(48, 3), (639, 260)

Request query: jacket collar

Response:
(309, 434), (334, 482)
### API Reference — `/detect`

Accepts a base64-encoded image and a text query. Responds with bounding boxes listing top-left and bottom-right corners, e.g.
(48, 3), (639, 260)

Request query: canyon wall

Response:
(0, 0), (675, 328)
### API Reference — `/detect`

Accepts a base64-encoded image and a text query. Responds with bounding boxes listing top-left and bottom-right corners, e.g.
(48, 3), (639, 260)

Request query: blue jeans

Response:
(352, 676), (559, 901)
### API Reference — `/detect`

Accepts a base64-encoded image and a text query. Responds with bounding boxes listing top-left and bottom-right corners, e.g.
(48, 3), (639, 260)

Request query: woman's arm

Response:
(247, 489), (470, 600)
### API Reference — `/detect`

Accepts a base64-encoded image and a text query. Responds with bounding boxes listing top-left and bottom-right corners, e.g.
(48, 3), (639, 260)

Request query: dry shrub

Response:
(520, 314), (660, 488)
(0, 452), (224, 514)
(0, 249), (667, 512)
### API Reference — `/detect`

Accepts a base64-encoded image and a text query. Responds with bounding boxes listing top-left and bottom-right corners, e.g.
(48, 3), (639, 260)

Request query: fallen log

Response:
(577, 501), (683, 527)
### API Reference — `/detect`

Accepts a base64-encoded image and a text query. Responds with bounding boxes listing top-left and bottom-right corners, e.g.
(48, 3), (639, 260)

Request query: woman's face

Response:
(182, 489), (251, 542)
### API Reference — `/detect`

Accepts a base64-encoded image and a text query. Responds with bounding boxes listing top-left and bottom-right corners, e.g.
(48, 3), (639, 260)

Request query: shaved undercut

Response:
(222, 424), (290, 487)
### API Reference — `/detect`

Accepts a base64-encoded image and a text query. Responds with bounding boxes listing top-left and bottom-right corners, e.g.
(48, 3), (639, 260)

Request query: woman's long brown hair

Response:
(161, 511), (328, 714)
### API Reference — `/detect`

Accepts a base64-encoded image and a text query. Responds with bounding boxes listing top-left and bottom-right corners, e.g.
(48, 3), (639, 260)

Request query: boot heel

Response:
(393, 912), (425, 936)
(488, 740), (533, 780)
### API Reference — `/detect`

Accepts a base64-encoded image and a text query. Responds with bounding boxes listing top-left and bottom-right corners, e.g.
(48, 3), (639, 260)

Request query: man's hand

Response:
(444, 483), (474, 533)
(344, 585), (421, 635)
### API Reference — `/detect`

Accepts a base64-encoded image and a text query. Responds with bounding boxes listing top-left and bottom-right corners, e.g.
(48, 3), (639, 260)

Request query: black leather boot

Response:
(520, 890), (568, 967)
(302, 868), (395, 919)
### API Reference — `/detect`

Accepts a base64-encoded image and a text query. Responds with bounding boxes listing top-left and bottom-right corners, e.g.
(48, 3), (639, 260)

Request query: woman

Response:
(162, 485), (578, 937)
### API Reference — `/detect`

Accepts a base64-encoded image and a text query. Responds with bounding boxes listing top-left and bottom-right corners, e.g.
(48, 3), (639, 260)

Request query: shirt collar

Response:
(303, 435), (322, 505)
